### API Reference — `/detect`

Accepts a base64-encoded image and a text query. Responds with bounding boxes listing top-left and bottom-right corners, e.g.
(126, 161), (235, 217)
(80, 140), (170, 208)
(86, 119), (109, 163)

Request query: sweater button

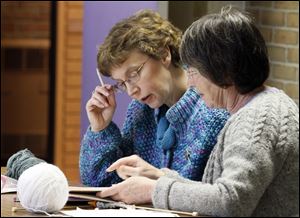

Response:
(185, 149), (190, 161)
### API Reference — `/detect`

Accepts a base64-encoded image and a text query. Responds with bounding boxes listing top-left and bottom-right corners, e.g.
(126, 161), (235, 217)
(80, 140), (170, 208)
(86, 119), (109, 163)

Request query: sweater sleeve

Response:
(79, 122), (124, 187)
(161, 168), (203, 184)
(80, 100), (142, 187)
(153, 105), (280, 217)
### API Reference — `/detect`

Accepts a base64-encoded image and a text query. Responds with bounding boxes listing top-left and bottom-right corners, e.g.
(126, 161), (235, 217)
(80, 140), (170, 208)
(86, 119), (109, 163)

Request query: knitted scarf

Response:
(156, 105), (176, 167)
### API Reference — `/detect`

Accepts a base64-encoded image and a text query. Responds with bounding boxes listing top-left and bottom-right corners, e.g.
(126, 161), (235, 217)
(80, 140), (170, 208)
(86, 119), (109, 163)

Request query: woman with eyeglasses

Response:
(97, 6), (299, 217)
(80, 9), (229, 187)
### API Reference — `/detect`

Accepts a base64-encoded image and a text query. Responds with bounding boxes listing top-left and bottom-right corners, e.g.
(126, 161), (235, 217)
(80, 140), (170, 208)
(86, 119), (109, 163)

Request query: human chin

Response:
(140, 94), (161, 108)
(146, 99), (162, 109)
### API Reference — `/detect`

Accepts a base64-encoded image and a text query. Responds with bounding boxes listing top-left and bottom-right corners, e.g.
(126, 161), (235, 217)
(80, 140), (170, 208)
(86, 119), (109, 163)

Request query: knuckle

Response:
(132, 154), (139, 159)
(119, 165), (125, 172)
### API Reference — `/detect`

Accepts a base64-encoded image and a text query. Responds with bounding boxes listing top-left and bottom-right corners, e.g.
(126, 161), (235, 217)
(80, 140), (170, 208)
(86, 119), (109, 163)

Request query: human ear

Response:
(161, 47), (171, 68)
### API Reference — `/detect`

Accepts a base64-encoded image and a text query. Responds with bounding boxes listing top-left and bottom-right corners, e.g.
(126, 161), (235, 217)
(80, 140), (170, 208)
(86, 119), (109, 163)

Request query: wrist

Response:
(147, 179), (157, 202)
(155, 169), (165, 179)
(90, 123), (109, 132)
(90, 125), (104, 132)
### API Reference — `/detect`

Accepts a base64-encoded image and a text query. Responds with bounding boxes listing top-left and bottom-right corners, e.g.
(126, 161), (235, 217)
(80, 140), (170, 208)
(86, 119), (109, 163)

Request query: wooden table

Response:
(2, 167), (202, 217)
(2, 193), (44, 217)
(1, 167), (44, 216)
(2, 167), (42, 217)
(2, 167), (93, 217)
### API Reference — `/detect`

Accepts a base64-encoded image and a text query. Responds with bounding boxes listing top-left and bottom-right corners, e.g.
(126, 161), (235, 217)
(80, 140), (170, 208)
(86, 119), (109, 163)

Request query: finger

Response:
(97, 84), (116, 107)
(95, 85), (110, 97)
(92, 92), (109, 107)
(88, 97), (105, 109)
(117, 165), (138, 178)
(110, 193), (122, 202)
(94, 85), (116, 108)
(96, 185), (119, 198)
(106, 155), (138, 172)
(86, 98), (101, 111)
(106, 86), (116, 105)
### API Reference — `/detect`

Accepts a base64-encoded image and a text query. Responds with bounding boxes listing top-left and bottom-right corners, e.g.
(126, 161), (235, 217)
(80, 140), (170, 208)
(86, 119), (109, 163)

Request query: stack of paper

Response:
(61, 207), (179, 217)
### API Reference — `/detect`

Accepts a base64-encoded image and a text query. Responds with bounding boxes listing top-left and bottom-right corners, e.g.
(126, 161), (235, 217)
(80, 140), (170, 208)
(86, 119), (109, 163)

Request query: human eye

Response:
(128, 70), (139, 79)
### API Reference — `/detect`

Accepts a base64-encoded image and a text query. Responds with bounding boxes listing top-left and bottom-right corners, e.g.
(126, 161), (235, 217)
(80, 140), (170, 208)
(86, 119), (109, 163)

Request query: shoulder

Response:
(235, 88), (298, 123)
(226, 88), (298, 146)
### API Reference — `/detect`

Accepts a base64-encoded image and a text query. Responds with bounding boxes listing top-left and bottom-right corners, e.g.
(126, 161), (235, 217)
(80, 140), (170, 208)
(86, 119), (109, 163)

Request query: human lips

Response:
(140, 94), (152, 103)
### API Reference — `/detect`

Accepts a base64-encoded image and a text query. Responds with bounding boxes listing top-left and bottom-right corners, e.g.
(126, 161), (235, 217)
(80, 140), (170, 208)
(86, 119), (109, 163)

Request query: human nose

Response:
(126, 83), (139, 97)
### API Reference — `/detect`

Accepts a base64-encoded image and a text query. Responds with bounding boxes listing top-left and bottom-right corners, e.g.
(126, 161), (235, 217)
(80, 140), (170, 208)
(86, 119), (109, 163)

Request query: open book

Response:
(1, 174), (17, 194)
(68, 186), (111, 203)
(1, 176), (108, 196)
(69, 186), (108, 193)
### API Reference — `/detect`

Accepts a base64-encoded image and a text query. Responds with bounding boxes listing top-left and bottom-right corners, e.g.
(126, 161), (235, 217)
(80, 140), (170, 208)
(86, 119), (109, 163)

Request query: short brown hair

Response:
(97, 9), (182, 76)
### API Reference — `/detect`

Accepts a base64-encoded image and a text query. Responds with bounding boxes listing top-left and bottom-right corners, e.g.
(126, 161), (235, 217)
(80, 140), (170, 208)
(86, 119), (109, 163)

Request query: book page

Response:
(1, 175), (17, 194)
(69, 193), (115, 203)
(61, 207), (179, 217)
(1, 178), (108, 195)
(69, 186), (109, 193)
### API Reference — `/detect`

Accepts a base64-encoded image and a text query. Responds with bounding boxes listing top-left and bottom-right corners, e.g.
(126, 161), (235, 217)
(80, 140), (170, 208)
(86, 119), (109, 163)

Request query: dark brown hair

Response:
(180, 6), (270, 94)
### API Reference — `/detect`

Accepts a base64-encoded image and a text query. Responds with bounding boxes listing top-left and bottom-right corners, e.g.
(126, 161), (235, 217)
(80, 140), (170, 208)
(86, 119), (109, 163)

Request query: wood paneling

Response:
(55, 1), (83, 183)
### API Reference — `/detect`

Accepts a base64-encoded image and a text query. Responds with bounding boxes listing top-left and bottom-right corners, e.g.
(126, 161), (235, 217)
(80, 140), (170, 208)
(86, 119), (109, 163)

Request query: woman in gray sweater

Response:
(98, 6), (299, 217)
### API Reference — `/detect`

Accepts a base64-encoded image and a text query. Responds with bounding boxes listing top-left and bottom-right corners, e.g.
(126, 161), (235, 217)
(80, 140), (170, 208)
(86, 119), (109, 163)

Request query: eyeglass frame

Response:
(183, 64), (199, 79)
(112, 57), (151, 93)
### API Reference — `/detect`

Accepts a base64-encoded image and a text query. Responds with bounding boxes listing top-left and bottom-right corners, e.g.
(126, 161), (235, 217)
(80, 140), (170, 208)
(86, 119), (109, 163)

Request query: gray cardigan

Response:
(152, 88), (299, 217)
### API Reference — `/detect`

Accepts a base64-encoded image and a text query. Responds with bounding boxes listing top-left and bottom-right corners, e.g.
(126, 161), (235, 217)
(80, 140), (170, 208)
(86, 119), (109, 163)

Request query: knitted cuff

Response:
(86, 122), (120, 141)
(161, 168), (181, 179)
(152, 176), (177, 209)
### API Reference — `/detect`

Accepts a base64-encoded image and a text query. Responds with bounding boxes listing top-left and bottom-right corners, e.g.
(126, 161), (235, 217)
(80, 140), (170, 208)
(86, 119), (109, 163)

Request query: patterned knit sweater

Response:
(153, 87), (299, 217)
(80, 88), (229, 187)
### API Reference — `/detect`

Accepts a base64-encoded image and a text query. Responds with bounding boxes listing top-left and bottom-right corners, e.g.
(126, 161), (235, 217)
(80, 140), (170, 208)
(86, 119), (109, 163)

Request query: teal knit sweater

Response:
(80, 88), (229, 187)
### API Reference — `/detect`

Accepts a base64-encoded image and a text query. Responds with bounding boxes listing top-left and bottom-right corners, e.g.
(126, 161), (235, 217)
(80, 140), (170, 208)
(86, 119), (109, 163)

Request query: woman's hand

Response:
(86, 85), (116, 132)
(106, 155), (165, 180)
(96, 176), (156, 205)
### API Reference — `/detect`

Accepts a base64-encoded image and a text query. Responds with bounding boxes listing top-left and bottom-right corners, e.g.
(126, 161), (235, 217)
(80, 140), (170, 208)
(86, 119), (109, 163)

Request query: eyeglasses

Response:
(183, 64), (199, 79)
(113, 58), (150, 93)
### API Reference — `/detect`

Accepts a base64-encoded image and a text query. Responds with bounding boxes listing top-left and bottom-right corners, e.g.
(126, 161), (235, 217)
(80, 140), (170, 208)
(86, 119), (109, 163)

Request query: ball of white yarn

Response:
(17, 162), (69, 213)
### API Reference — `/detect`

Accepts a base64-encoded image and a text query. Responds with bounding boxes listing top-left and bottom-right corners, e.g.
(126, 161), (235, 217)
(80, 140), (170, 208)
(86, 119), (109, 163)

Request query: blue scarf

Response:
(156, 105), (176, 166)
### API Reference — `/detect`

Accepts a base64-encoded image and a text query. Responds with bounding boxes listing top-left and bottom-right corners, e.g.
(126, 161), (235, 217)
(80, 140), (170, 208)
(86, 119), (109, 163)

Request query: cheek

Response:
(187, 78), (196, 87)
(140, 82), (161, 96)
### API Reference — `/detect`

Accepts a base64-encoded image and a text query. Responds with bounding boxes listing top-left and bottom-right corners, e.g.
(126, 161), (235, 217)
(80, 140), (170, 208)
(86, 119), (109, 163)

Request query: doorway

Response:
(1, 1), (56, 165)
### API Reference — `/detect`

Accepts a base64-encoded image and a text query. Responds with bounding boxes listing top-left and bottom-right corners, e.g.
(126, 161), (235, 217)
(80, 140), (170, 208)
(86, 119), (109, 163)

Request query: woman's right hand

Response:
(86, 84), (116, 132)
(106, 155), (165, 180)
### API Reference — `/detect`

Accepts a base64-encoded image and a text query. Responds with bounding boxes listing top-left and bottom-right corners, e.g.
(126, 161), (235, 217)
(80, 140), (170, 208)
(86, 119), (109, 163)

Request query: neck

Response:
(166, 66), (188, 107)
(225, 86), (264, 114)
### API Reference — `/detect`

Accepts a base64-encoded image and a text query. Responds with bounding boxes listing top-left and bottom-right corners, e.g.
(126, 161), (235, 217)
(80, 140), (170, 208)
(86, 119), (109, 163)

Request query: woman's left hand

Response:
(96, 176), (156, 205)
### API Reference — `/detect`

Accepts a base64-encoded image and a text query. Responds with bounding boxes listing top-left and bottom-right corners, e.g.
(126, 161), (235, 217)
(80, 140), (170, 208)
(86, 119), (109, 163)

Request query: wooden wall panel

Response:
(55, 1), (83, 183)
